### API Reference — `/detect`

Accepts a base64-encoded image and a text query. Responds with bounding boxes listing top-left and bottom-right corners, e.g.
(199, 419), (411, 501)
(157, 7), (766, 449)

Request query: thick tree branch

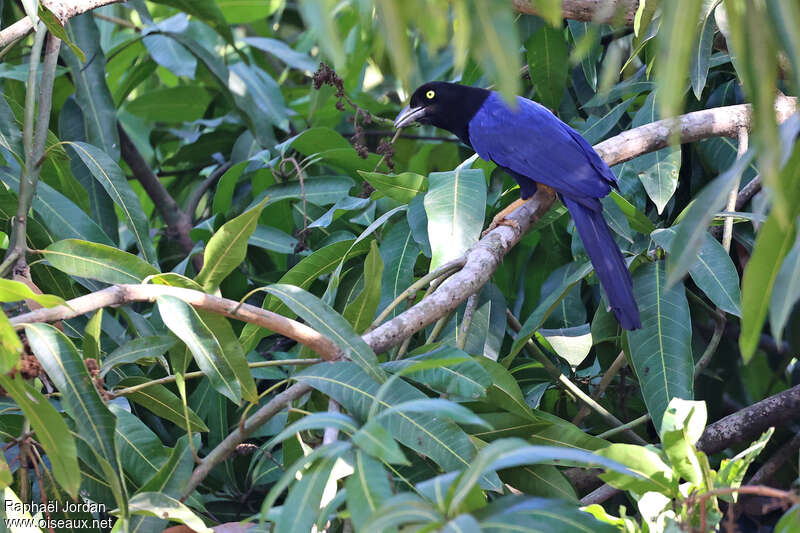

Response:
(118, 125), (201, 270)
(0, 0), (124, 46)
(10, 284), (342, 361)
(513, 0), (639, 25)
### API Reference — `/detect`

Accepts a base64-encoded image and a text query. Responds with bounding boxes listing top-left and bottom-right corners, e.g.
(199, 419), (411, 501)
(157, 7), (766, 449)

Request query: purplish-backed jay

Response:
(394, 82), (641, 330)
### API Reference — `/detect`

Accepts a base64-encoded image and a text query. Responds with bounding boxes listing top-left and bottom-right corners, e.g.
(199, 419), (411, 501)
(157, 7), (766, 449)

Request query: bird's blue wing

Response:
(468, 93), (616, 204)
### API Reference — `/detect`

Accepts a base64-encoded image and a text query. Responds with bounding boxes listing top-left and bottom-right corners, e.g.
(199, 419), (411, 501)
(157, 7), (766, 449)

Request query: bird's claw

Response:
(482, 217), (520, 237)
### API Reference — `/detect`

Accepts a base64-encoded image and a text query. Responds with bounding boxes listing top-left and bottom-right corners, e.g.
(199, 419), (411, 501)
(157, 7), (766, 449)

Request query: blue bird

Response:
(394, 82), (641, 330)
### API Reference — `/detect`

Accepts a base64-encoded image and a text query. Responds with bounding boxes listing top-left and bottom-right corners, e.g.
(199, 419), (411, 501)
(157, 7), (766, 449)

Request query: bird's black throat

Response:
(406, 82), (491, 146)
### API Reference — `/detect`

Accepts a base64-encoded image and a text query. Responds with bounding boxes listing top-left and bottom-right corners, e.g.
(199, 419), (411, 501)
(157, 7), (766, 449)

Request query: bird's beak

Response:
(394, 105), (427, 129)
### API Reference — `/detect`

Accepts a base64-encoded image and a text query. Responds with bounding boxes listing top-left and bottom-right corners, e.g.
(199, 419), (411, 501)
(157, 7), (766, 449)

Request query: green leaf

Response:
(630, 94), (682, 214)
(609, 190), (656, 234)
(239, 238), (371, 351)
(228, 62), (289, 143)
(297, 362), (494, 488)
(0, 311), (22, 374)
(0, 168), (113, 246)
(539, 324), (593, 367)
(62, 15), (120, 160)
(596, 443), (678, 496)
(343, 241), (383, 333)
(383, 346), (491, 400)
(248, 225), (299, 254)
(628, 261), (694, 430)
(126, 86), (211, 122)
(580, 98), (635, 145)
(352, 421), (408, 465)
(143, 34), (197, 79)
(266, 412), (359, 449)
(264, 284), (384, 383)
(526, 24), (569, 111)
(653, 228), (741, 316)
(363, 493), (442, 532)
(770, 230), (800, 340)
(39, 6), (84, 61)
(100, 336), (175, 378)
(66, 142), (158, 265)
(359, 171), (427, 204)
(472, 0), (520, 102)
(500, 464), (577, 502)
(377, 219), (420, 320)
(717, 428), (772, 490)
(660, 399), (707, 484)
(297, 0), (345, 71)
(124, 492), (212, 533)
(667, 150), (754, 286)
(346, 451), (392, 532)
(109, 405), (169, 487)
(150, 0), (233, 44)
(0, 374), (80, 497)
(424, 168), (486, 270)
(42, 239), (159, 284)
(507, 262), (593, 364)
(115, 377), (208, 432)
(196, 197), (267, 290)
(740, 211), (798, 361)
(691, 1), (722, 99)
(0, 278), (66, 308)
(275, 457), (336, 533)
(254, 176), (355, 207)
(24, 324), (119, 479)
(777, 505), (800, 533)
(244, 36), (317, 71)
(657, 0), (703, 118)
(157, 296), (242, 403)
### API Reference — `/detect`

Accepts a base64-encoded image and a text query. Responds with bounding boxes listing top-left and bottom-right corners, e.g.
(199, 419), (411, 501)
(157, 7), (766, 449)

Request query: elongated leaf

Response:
(0, 375), (80, 497)
(0, 167), (113, 246)
(229, 62), (289, 144)
(691, 1), (721, 99)
(239, 238), (371, 351)
(275, 458), (336, 533)
(359, 171), (427, 204)
(296, 362), (499, 489)
(507, 262), (593, 364)
(244, 36), (317, 71)
(346, 451), (392, 532)
(628, 262), (693, 430)
(143, 34), (197, 79)
(0, 311), (22, 373)
(62, 14), (120, 160)
(109, 405), (169, 487)
(653, 228), (741, 316)
(249, 225), (298, 254)
(42, 239), (159, 284)
(352, 421), (408, 465)
(377, 219), (420, 320)
(770, 231), (800, 341)
(343, 241), (383, 333)
(740, 212), (798, 360)
(252, 176), (355, 208)
(127, 86), (211, 122)
(596, 443), (678, 496)
(581, 98), (635, 145)
(264, 285), (384, 382)
(383, 346), (491, 400)
(126, 492), (212, 533)
(667, 150), (754, 286)
(66, 142), (158, 265)
(24, 324), (119, 479)
(526, 24), (569, 111)
(657, 0), (703, 118)
(157, 296), (242, 403)
(472, 0), (520, 102)
(630, 94), (681, 214)
(196, 197), (267, 290)
(115, 377), (208, 432)
(0, 278), (65, 308)
(424, 168), (486, 270)
(100, 335), (176, 378)
(150, 0), (233, 44)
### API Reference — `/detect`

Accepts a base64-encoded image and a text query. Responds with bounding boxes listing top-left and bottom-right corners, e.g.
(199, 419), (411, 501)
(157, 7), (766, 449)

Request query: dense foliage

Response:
(0, 0), (798, 531)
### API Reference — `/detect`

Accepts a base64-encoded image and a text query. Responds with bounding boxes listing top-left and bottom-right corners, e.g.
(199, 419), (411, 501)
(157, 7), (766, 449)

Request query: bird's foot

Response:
(482, 198), (527, 237)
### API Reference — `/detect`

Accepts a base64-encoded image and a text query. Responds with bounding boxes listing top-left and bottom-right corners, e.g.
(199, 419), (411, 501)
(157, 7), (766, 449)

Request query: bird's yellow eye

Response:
(426, 90), (435, 99)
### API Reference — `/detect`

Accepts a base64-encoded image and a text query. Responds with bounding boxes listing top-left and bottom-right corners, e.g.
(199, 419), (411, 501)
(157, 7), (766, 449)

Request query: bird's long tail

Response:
(560, 195), (641, 330)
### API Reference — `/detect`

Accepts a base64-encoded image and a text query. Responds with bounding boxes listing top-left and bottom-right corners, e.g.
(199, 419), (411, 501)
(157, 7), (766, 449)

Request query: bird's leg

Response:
(482, 198), (527, 236)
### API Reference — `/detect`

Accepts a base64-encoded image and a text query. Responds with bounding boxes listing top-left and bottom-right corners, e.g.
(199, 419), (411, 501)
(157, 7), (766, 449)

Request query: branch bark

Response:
(118, 125), (201, 271)
(10, 284), (342, 361)
(0, 0), (124, 46)
(513, 0), (639, 25)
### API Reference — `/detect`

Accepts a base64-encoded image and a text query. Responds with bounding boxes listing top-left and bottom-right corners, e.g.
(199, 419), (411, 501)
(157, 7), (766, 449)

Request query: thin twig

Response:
(184, 161), (233, 219)
(572, 351), (627, 426)
(322, 400), (342, 444)
(506, 311), (647, 445)
(688, 485), (799, 533)
(694, 310), (726, 379)
(722, 128), (749, 252)
(108, 359), (319, 398)
(457, 294), (479, 350)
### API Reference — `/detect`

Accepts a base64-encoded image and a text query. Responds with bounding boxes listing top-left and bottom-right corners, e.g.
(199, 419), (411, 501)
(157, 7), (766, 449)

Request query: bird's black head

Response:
(394, 82), (490, 145)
